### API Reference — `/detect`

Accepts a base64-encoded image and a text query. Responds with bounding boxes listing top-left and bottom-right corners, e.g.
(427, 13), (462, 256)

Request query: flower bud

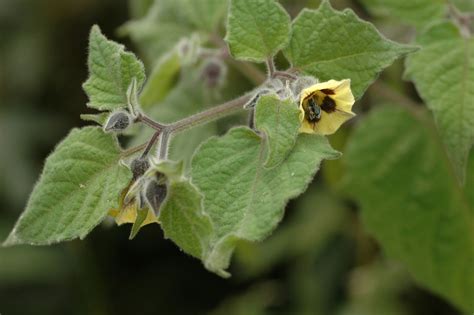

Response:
(201, 58), (227, 88)
(130, 157), (150, 180)
(144, 177), (167, 216)
(104, 111), (132, 132)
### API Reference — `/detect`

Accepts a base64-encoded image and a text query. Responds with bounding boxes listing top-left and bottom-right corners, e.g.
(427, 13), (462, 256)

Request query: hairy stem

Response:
(135, 93), (252, 160)
(141, 130), (161, 158)
(168, 93), (252, 133)
(158, 130), (171, 160)
(273, 71), (298, 80)
(136, 114), (166, 131)
(266, 57), (276, 77)
(121, 142), (148, 157)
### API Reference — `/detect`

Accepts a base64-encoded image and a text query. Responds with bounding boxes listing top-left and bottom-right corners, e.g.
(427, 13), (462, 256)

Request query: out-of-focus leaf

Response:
(344, 106), (474, 312)
(235, 189), (350, 277)
(0, 246), (70, 285)
(405, 21), (474, 184)
(359, 0), (445, 28)
(139, 49), (181, 108)
(451, 0), (474, 12)
(207, 282), (279, 315)
(124, 0), (228, 52)
(181, 0), (229, 33)
(338, 262), (413, 315)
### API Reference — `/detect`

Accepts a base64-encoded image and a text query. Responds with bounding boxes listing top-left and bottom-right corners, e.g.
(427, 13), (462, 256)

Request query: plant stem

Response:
(121, 142), (148, 157)
(168, 93), (252, 133)
(141, 130), (161, 158)
(273, 71), (298, 80)
(135, 93), (252, 160)
(136, 114), (166, 131)
(158, 130), (171, 159)
(266, 57), (275, 76)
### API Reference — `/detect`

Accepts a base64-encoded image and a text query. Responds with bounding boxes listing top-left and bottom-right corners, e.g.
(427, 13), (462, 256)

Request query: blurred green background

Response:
(0, 0), (465, 314)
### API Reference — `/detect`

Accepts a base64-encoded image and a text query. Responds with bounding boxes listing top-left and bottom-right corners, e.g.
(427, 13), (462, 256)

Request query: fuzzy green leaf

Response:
(83, 25), (145, 111)
(284, 1), (416, 99)
(191, 127), (340, 275)
(225, 0), (291, 62)
(157, 160), (213, 259)
(160, 180), (214, 259)
(344, 106), (474, 312)
(360, 0), (445, 28)
(405, 21), (474, 184)
(254, 95), (301, 168)
(4, 127), (131, 245)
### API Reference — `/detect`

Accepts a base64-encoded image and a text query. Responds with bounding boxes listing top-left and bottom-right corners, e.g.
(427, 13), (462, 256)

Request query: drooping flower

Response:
(108, 184), (159, 227)
(298, 79), (355, 135)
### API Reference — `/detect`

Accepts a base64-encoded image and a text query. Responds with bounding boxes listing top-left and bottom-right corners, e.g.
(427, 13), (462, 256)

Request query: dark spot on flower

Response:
(320, 96), (336, 113)
(321, 88), (335, 95)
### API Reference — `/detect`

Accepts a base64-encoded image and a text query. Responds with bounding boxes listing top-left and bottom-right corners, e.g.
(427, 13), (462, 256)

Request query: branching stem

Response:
(134, 93), (253, 160)
(168, 93), (251, 133)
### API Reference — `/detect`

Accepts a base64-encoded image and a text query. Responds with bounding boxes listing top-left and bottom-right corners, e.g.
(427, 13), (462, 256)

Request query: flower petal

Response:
(298, 78), (356, 135)
(299, 110), (355, 135)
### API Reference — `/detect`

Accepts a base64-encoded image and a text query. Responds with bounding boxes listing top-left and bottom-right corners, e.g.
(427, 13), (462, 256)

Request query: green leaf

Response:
(343, 106), (474, 312)
(158, 161), (214, 259)
(284, 1), (416, 99)
(225, 0), (291, 62)
(359, 0), (445, 28)
(191, 127), (340, 275)
(83, 25), (146, 111)
(405, 21), (474, 184)
(4, 127), (131, 245)
(139, 49), (181, 108)
(254, 94), (301, 168)
(160, 181), (214, 259)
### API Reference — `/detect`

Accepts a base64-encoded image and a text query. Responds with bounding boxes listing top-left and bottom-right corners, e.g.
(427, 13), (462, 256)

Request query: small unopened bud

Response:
(144, 178), (167, 216)
(290, 76), (318, 101)
(104, 111), (131, 132)
(177, 35), (200, 66)
(201, 58), (227, 88)
(130, 157), (150, 180)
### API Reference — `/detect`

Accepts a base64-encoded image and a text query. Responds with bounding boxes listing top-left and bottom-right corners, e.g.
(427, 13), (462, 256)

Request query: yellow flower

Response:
(299, 79), (355, 135)
(108, 184), (158, 227)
